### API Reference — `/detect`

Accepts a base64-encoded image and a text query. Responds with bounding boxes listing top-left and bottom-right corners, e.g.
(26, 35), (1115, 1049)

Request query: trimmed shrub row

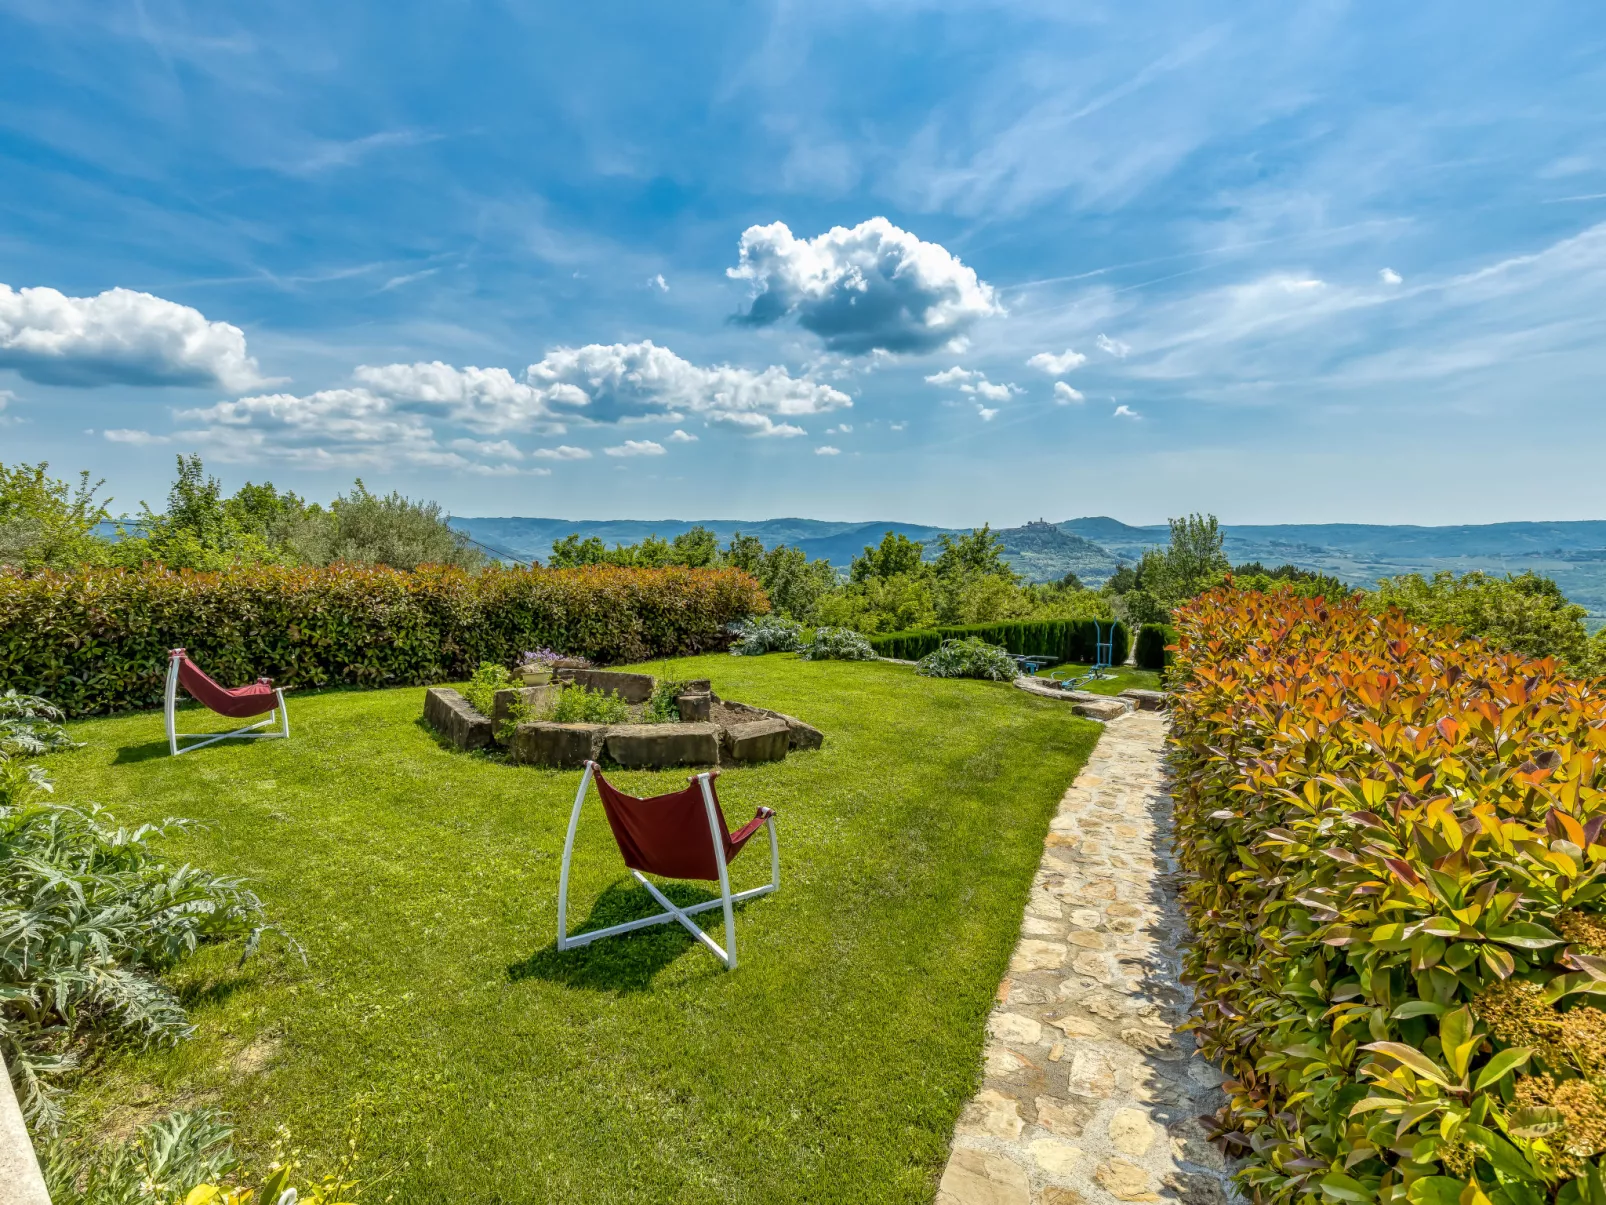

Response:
(0, 563), (767, 716)
(1133, 622), (1175, 671)
(1171, 586), (1606, 1205)
(865, 618), (1129, 665)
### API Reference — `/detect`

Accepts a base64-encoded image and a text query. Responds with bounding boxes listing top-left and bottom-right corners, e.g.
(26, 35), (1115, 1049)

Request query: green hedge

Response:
(0, 563), (767, 716)
(866, 618), (1128, 665)
(1133, 623), (1175, 671)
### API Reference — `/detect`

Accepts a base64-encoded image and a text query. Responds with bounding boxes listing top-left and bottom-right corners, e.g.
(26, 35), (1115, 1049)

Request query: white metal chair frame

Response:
(164, 654), (290, 757)
(556, 761), (779, 970)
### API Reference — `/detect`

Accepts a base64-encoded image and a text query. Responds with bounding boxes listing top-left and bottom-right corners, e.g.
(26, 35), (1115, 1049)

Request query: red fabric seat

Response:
(169, 649), (280, 719)
(592, 766), (773, 882)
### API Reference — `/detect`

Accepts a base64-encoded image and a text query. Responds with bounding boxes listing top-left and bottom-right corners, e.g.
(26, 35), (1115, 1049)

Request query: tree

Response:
(0, 462), (114, 570)
(849, 531), (926, 583)
(669, 526), (720, 568)
(1370, 570), (1595, 669)
(931, 524), (1017, 584)
(283, 481), (484, 570)
(722, 532), (766, 575)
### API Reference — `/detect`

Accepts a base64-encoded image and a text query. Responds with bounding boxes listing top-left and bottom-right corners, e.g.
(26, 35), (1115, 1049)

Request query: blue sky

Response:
(1, 0), (1603, 526)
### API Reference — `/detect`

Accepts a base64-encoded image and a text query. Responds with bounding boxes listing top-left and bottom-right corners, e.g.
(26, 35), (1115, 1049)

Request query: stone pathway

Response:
(934, 710), (1236, 1205)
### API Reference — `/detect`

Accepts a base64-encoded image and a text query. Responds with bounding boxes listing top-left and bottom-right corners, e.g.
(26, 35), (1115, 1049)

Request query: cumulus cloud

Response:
(815, 445), (841, 455)
(530, 445), (593, 460)
(976, 406), (998, 421)
(1053, 382), (1085, 404)
(924, 366), (978, 386)
(729, 217), (1004, 354)
(1113, 404), (1141, 419)
(351, 341), (848, 438)
(1027, 349), (1087, 375)
(1380, 268), (1403, 285)
(0, 284), (267, 390)
(604, 439), (666, 457)
(648, 273), (669, 292)
(449, 438), (523, 460)
(926, 365), (1018, 402)
(175, 388), (460, 468)
(104, 428), (169, 444)
(1096, 334), (1132, 359)
(668, 429), (698, 442)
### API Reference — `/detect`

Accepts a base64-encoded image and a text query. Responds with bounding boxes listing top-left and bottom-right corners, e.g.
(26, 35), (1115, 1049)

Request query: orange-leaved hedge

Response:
(0, 562), (768, 716)
(1171, 585), (1606, 1205)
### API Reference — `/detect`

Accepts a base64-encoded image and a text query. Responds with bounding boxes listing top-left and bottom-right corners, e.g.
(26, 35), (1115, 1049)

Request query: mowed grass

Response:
(1021, 662), (1161, 696)
(48, 655), (1101, 1204)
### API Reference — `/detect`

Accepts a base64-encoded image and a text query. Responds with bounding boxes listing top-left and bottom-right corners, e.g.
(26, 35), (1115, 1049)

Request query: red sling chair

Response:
(164, 648), (290, 756)
(556, 761), (779, 970)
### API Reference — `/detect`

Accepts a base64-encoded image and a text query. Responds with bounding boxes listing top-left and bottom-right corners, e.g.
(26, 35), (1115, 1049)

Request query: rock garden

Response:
(423, 663), (824, 769)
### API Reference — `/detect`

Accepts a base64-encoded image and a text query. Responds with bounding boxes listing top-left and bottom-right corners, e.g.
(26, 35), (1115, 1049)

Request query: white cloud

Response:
(705, 411), (806, 437)
(729, 217), (1004, 354)
(815, 445), (841, 455)
(925, 365), (1018, 401)
(1053, 382), (1085, 404)
(977, 406), (999, 421)
(530, 445), (593, 460)
(924, 366), (978, 386)
(648, 273), (669, 292)
(1380, 268), (1403, 285)
(104, 428), (169, 444)
(889, 421), (907, 431)
(352, 341), (847, 438)
(667, 429), (698, 443)
(0, 389), (14, 425)
(1113, 404), (1141, 419)
(1096, 334), (1132, 359)
(0, 284), (267, 390)
(604, 439), (666, 457)
(1027, 349), (1088, 375)
(450, 438), (523, 460)
(972, 380), (1016, 402)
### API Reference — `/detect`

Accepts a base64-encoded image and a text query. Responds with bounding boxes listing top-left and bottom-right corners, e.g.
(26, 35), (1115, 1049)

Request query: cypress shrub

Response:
(0, 563), (767, 716)
(1133, 623), (1175, 671)
(866, 618), (1128, 665)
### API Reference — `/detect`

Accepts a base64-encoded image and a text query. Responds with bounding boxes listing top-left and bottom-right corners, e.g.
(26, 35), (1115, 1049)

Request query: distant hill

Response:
(449, 514), (1606, 621)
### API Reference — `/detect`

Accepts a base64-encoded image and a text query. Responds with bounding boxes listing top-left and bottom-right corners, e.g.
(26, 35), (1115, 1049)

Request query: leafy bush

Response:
(729, 614), (805, 656)
(645, 679), (691, 724)
(1133, 623), (1175, 671)
(41, 1110), (372, 1205)
(0, 562), (768, 717)
(1170, 584), (1606, 1205)
(0, 689), (79, 757)
(551, 683), (631, 724)
(1, 752), (284, 1124)
(915, 637), (1017, 680)
(867, 618), (1129, 665)
(1371, 570), (1599, 673)
(462, 661), (514, 717)
(800, 626), (876, 661)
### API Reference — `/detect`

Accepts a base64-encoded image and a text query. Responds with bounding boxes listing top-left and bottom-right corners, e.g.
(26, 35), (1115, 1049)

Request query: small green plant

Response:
(0, 689), (80, 758)
(729, 614), (804, 656)
(915, 637), (1017, 680)
(645, 679), (690, 723)
(463, 661), (513, 717)
(551, 683), (631, 724)
(799, 626), (876, 661)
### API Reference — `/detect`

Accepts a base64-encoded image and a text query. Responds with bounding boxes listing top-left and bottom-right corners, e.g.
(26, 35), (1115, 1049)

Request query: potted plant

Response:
(517, 649), (560, 685)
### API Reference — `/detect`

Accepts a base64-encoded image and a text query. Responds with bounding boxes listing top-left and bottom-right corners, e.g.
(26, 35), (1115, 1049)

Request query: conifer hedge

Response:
(1171, 586), (1606, 1205)
(0, 563), (767, 716)
(865, 618), (1128, 665)
(1134, 622), (1176, 671)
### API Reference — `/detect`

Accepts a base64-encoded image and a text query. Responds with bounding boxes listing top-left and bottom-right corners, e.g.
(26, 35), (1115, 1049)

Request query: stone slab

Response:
(492, 684), (560, 740)
(605, 722), (720, 769)
(423, 687), (494, 751)
(1074, 699), (1132, 722)
(508, 721), (607, 769)
(559, 668), (655, 704)
(1118, 689), (1167, 711)
(676, 691), (713, 722)
(722, 717), (790, 763)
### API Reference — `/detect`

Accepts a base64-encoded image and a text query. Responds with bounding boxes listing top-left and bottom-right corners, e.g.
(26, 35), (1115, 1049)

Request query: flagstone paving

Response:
(934, 709), (1238, 1205)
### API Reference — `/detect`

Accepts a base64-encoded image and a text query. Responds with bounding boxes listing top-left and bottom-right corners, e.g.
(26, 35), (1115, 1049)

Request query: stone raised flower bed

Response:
(423, 668), (823, 770)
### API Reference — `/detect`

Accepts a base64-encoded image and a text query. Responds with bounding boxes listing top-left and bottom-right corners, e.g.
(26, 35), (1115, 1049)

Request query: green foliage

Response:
(1170, 585), (1606, 1205)
(814, 571), (937, 634)
(849, 531), (926, 583)
(0, 462), (116, 571)
(0, 562), (767, 716)
(1101, 513), (1230, 627)
(280, 479), (485, 571)
(0, 747), (282, 1125)
(932, 524), (1018, 585)
(916, 637), (1017, 680)
(729, 614), (805, 656)
(0, 689), (80, 758)
(799, 627), (876, 661)
(1132, 623), (1175, 672)
(750, 544), (838, 623)
(1372, 570), (1598, 671)
(463, 661), (514, 717)
(550, 682), (631, 724)
(867, 618), (1130, 665)
(645, 679), (691, 723)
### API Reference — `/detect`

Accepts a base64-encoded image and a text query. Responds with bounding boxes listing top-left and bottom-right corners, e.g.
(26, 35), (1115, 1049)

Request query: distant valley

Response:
(451, 515), (1606, 623)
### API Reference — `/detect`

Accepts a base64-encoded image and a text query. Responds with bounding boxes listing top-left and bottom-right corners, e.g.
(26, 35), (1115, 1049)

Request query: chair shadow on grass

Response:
(507, 877), (758, 992)
(114, 739), (175, 764)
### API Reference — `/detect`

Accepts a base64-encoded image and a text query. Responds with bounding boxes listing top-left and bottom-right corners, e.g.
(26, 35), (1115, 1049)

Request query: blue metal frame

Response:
(1046, 621), (1118, 692)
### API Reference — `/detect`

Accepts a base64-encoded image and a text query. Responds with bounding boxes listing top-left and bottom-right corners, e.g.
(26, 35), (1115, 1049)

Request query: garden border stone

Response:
(423, 687), (494, 751)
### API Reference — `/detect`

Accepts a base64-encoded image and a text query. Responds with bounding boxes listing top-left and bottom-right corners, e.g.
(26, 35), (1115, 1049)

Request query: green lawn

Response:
(1011, 661), (1161, 696)
(47, 656), (1101, 1204)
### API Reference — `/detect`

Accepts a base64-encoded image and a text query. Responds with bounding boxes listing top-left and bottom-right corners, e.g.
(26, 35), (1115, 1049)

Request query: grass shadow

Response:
(507, 877), (747, 992)
(113, 740), (176, 764)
